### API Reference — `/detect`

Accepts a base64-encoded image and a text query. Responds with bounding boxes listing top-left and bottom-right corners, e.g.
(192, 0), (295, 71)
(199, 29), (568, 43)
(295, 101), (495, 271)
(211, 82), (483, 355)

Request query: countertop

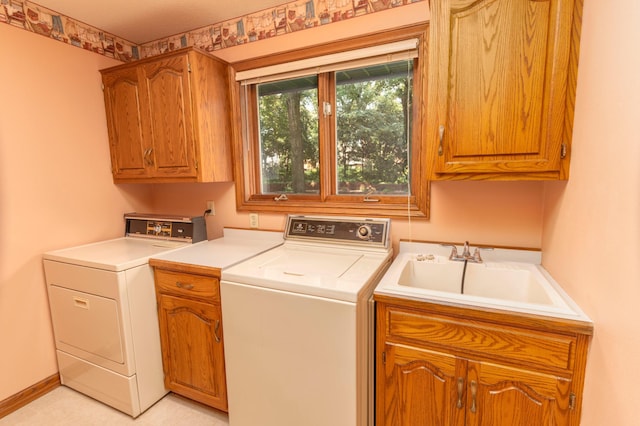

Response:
(150, 228), (283, 270)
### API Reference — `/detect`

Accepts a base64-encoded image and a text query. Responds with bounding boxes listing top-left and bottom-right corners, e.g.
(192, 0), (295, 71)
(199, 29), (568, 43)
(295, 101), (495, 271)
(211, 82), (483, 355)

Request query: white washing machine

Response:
(221, 215), (392, 426)
(43, 213), (206, 417)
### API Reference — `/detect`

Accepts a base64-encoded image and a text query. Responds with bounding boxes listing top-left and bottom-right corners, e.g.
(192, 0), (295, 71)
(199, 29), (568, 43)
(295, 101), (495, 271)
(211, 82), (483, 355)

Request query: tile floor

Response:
(0, 386), (229, 425)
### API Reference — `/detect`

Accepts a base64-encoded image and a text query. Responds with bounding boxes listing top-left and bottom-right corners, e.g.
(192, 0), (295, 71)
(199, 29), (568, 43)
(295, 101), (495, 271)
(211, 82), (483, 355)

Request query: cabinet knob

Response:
(456, 377), (464, 409)
(470, 380), (478, 413)
(144, 147), (154, 166)
(214, 319), (221, 343)
(438, 125), (445, 156)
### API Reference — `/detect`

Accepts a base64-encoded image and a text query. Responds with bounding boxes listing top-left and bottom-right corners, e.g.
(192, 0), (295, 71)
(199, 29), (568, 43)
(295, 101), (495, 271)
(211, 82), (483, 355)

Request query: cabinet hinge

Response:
(560, 142), (568, 159)
(195, 159), (198, 170)
(187, 61), (192, 73)
(569, 392), (576, 410)
(382, 351), (386, 365)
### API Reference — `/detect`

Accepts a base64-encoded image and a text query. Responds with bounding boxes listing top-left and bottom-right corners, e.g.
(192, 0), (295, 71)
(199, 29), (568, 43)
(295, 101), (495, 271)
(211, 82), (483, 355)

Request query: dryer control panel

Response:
(124, 213), (207, 243)
(285, 215), (390, 249)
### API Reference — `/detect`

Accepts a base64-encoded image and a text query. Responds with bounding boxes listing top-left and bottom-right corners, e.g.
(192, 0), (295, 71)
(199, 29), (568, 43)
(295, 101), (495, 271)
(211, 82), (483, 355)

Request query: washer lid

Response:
(222, 244), (391, 302)
(43, 237), (189, 271)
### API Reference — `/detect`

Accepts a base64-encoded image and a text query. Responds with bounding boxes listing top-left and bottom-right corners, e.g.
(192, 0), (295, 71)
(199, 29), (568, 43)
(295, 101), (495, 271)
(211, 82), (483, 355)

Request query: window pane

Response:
(335, 61), (413, 196)
(257, 76), (319, 194)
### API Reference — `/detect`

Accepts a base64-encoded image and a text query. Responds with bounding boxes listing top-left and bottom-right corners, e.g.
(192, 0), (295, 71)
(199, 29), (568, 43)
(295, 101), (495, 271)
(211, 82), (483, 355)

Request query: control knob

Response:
(357, 224), (371, 240)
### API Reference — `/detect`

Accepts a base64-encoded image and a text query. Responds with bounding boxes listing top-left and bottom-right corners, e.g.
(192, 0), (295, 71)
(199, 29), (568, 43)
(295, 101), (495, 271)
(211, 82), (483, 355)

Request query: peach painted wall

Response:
(0, 0), (545, 406)
(151, 180), (544, 254)
(151, 1), (545, 251)
(0, 24), (153, 400)
(541, 0), (640, 423)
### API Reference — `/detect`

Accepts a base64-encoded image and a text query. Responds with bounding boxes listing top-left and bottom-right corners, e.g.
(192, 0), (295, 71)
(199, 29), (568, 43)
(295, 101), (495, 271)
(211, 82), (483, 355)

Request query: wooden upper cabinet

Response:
(102, 66), (148, 179)
(427, 0), (583, 179)
(141, 54), (197, 179)
(101, 48), (233, 183)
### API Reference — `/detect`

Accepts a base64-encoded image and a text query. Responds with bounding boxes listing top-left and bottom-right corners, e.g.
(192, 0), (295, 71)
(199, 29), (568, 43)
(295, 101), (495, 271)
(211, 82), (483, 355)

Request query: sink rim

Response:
(375, 244), (592, 322)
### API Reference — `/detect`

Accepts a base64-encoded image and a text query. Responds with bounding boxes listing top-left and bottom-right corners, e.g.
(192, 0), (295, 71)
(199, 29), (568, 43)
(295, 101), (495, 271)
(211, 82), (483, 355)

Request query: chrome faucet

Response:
(442, 241), (491, 263)
(462, 241), (471, 259)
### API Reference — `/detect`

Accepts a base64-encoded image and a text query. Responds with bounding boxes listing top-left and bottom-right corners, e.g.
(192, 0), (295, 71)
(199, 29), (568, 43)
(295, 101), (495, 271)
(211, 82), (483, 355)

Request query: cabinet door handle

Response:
(175, 281), (194, 290)
(438, 125), (445, 156)
(214, 320), (221, 343)
(144, 147), (154, 166)
(456, 377), (464, 409)
(470, 380), (478, 414)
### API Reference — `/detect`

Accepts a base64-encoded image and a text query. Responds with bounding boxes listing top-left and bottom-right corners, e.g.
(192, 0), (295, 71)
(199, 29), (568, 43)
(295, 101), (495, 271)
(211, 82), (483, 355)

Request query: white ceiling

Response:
(34, 0), (289, 44)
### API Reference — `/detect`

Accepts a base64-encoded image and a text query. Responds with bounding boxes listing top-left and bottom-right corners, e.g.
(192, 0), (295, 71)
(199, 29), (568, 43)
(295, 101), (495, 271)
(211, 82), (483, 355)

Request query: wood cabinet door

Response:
(102, 66), (150, 179)
(466, 360), (571, 426)
(157, 293), (227, 410)
(429, 0), (576, 177)
(141, 54), (198, 178)
(378, 342), (465, 426)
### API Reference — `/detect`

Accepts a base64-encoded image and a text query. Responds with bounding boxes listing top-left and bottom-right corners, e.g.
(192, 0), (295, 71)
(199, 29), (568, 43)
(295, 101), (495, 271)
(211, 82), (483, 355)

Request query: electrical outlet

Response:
(249, 213), (259, 228)
(206, 200), (215, 215)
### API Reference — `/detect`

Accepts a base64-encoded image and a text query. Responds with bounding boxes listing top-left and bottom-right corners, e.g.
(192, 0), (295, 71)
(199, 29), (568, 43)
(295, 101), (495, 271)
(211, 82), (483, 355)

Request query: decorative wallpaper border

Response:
(138, 0), (424, 59)
(1, 0), (424, 62)
(0, 0), (139, 61)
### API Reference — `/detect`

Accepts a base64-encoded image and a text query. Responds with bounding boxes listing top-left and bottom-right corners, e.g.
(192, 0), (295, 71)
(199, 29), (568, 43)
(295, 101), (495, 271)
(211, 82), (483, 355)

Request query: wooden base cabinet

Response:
(151, 261), (227, 411)
(101, 47), (233, 183)
(375, 295), (592, 426)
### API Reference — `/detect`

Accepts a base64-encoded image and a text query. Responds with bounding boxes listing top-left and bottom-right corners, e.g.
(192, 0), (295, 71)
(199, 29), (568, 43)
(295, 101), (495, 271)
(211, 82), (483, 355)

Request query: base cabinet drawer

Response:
(154, 269), (220, 302)
(386, 307), (575, 371)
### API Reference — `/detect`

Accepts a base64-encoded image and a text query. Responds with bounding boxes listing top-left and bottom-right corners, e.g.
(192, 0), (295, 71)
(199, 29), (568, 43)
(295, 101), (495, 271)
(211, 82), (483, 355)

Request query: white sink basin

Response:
(398, 258), (554, 305)
(376, 243), (591, 321)
(464, 263), (553, 305)
(397, 256), (463, 292)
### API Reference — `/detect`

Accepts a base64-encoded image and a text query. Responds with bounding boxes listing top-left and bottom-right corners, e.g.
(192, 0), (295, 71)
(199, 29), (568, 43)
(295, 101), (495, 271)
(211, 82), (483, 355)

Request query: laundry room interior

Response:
(1, 0), (639, 425)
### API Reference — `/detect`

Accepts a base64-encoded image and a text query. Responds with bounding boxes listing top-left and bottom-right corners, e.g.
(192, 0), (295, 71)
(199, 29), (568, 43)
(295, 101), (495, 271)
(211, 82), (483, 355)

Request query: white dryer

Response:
(43, 214), (206, 417)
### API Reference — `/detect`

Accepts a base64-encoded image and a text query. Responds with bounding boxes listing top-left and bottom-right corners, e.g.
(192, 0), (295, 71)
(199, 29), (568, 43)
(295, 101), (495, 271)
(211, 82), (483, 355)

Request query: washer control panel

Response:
(285, 216), (390, 248)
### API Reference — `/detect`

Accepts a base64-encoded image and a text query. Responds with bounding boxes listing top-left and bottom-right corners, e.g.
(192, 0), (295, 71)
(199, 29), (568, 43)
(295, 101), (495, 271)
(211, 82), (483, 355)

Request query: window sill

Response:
(234, 198), (428, 219)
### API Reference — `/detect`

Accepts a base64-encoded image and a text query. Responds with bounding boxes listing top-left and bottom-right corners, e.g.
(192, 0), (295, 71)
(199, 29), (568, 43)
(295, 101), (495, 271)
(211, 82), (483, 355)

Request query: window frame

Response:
(229, 25), (429, 219)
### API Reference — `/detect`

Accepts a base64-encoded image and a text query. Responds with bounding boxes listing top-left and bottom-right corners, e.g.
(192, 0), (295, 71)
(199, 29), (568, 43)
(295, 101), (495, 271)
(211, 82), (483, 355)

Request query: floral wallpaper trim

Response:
(1, 0), (139, 61)
(1, 0), (424, 62)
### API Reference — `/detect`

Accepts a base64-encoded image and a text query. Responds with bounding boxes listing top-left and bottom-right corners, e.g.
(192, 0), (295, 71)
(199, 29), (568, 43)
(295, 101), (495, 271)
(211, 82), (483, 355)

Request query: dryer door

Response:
(49, 285), (125, 366)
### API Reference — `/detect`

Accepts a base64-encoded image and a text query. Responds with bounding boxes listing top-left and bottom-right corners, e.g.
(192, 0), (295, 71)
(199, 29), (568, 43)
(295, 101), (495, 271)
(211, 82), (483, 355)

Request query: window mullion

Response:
(318, 73), (335, 201)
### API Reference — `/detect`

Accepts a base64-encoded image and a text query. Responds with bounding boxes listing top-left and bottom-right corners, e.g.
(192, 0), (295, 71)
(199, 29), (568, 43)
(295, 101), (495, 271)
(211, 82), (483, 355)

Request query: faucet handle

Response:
(440, 243), (459, 260)
(472, 246), (494, 263)
(440, 244), (465, 261)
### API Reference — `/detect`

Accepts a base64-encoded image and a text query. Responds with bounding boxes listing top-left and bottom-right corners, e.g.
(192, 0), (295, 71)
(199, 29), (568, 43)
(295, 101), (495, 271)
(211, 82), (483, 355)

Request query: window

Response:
(230, 25), (428, 218)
